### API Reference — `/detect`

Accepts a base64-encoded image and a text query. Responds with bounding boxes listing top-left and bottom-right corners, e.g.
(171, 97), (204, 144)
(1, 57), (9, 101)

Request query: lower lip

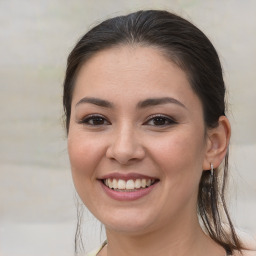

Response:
(100, 181), (158, 201)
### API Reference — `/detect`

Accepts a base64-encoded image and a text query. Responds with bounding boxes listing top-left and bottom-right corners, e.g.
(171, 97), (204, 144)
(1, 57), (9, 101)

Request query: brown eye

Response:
(79, 115), (110, 126)
(152, 117), (168, 126)
(145, 115), (177, 126)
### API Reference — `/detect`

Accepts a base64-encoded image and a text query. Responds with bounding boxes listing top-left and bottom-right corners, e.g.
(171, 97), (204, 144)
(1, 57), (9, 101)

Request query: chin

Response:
(105, 221), (153, 235)
(98, 208), (157, 235)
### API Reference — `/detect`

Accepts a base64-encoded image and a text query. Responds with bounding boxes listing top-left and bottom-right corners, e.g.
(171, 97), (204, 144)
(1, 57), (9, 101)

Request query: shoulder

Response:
(233, 242), (256, 255)
(86, 240), (107, 256)
(233, 250), (256, 256)
(86, 246), (104, 256)
(234, 229), (256, 256)
(243, 251), (256, 256)
(86, 249), (98, 256)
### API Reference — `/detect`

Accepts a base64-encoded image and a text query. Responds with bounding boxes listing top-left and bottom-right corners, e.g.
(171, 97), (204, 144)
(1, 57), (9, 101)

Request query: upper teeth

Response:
(104, 178), (154, 190)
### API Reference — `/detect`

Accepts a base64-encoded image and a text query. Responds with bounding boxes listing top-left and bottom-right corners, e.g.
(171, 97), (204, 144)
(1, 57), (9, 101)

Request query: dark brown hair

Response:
(63, 10), (242, 254)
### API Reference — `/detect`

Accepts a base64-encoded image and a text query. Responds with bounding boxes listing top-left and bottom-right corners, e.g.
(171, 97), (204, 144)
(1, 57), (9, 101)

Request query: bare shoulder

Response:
(241, 250), (256, 256)
(234, 229), (256, 256)
(233, 250), (256, 256)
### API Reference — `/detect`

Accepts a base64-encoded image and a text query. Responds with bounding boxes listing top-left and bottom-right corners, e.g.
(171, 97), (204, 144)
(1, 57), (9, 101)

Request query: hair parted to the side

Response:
(63, 10), (243, 255)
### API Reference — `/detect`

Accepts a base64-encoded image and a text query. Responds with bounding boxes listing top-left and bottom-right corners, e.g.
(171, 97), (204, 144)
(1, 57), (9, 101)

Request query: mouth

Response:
(99, 173), (159, 201)
(102, 178), (158, 192)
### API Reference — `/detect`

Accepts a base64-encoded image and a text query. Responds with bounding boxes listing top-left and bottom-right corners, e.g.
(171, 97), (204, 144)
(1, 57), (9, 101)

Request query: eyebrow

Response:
(137, 97), (186, 109)
(75, 96), (186, 109)
(75, 97), (113, 108)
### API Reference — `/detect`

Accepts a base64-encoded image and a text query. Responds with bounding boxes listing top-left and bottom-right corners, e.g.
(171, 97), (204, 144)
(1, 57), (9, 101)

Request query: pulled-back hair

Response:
(63, 10), (242, 254)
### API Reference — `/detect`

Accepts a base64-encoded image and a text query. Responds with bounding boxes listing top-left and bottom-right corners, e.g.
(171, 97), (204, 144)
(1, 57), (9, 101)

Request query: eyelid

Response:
(143, 114), (177, 125)
(77, 114), (111, 125)
(77, 113), (177, 126)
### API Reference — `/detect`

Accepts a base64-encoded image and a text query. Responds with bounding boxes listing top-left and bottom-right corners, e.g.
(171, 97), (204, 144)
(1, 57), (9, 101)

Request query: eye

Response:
(144, 114), (177, 126)
(78, 114), (110, 126)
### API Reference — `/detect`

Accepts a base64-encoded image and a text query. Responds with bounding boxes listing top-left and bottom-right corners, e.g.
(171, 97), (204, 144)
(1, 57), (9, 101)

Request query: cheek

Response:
(148, 129), (205, 182)
(67, 131), (107, 209)
(150, 131), (205, 212)
(67, 131), (103, 181)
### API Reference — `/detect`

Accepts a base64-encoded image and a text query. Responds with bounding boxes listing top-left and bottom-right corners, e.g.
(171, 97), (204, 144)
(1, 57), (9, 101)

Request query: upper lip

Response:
(99, 172), (159, 181)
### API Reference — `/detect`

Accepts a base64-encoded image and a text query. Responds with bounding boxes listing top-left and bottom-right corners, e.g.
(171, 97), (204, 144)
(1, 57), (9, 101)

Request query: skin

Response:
(68, 46), (231, 256)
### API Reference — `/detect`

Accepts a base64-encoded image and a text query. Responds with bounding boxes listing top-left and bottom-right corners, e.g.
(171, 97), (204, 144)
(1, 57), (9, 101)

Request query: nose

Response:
(106, 125), (145, 165)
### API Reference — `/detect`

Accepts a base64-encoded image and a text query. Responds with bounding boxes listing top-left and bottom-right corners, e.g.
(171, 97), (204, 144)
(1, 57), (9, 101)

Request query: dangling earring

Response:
(202, 163), (214, 196)
(210, 163), (214, 188)
(210, 163), (214, 177)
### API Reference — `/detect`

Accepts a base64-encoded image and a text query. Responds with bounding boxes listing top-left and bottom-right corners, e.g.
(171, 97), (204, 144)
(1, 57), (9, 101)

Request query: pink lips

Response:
(99, 172), (159, 201)
(100, 181), (157, 201)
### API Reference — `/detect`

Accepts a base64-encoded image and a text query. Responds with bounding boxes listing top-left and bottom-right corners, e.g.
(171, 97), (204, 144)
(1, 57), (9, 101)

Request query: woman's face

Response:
(68, 46), (208, 235)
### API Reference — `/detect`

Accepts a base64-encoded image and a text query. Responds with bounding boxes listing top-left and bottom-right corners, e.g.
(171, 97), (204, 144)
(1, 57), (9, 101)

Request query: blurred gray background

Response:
(0, 0), (255, 255)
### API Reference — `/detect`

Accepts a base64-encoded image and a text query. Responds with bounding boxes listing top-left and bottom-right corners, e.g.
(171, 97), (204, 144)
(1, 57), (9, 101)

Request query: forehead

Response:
(72, 45), (201, 110)
(77, 45), (183, 82)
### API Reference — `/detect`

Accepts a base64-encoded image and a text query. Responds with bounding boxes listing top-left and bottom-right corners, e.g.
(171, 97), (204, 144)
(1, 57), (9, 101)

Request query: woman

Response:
(63, 10), (255, 256)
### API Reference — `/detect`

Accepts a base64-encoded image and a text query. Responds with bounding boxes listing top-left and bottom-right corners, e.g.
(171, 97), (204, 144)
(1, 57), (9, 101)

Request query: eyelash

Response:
(78, 114), (110, 126)
(144, 114), (177, 127)
(78, 114), (177, 127)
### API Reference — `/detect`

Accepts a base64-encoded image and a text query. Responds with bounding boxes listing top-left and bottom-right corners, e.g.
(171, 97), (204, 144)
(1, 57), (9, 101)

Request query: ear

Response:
(203, 116), (231, 170)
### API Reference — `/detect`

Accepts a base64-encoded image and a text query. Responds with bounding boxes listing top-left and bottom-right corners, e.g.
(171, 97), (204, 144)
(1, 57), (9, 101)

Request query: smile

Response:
(103, 178), (157, 191)
(100, 176), (159, 201)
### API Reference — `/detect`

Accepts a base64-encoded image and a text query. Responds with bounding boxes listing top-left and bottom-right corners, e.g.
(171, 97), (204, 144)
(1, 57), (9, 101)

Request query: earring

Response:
(210, 163), (214, 187)
(210, 163), (214, 177)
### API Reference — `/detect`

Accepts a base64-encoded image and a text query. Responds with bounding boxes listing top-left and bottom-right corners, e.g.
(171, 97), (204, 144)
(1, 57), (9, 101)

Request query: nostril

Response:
(106, 140), (146, 165)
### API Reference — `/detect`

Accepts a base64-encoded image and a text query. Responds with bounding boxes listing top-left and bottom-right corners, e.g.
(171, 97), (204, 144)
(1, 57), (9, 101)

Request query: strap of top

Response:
(96, 240), (107, 255)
